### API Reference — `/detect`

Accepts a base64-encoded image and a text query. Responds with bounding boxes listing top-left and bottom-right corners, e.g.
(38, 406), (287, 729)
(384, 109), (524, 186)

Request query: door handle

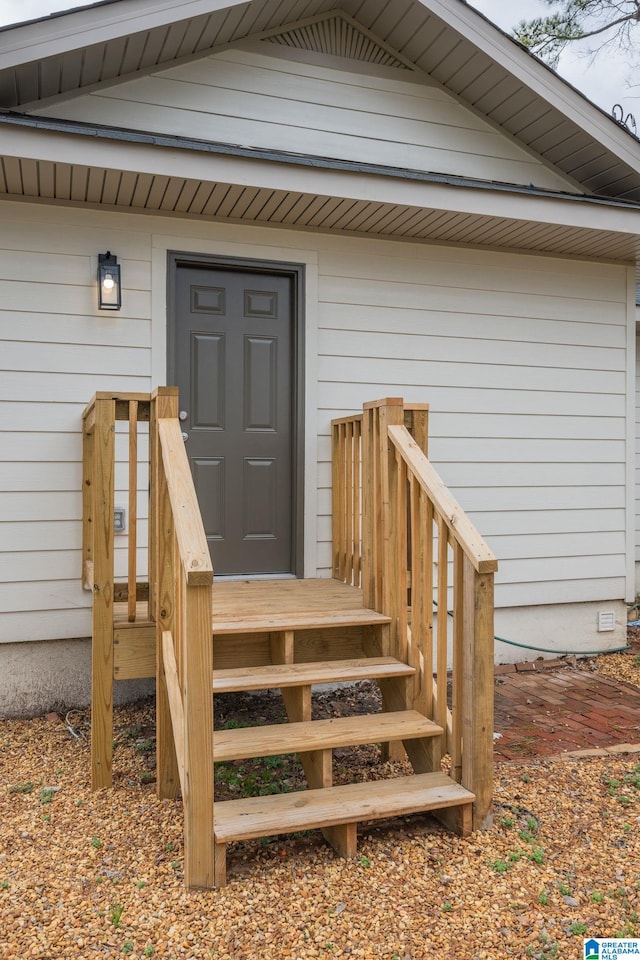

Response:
(181, 431), (189, 442)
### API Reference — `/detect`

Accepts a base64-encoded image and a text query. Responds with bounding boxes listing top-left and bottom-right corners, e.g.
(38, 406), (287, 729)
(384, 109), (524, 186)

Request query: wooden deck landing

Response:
(114, 578), (373, 630)
(113, 579), (389, 679)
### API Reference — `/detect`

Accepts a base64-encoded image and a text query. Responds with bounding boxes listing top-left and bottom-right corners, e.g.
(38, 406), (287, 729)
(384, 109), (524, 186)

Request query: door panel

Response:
(172, 262), (294, 575)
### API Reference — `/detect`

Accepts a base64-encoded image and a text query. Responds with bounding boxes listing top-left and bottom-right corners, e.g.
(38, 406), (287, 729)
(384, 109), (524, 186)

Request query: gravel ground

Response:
(2, 653), (640, 960)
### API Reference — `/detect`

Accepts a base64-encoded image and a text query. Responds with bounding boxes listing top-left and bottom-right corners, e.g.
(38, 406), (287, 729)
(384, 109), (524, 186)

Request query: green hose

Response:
(433, 601), (631, 656)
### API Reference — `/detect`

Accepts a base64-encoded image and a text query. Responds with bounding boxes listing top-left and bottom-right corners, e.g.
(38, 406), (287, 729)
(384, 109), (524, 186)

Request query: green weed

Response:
(7, 782), (33, 794)
(111, 903), (124, 929)
(569, 922), (587, 936)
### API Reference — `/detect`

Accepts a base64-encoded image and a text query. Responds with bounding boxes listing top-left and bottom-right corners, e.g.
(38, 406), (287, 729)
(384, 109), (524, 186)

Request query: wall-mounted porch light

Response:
(97, 251), (121, 310)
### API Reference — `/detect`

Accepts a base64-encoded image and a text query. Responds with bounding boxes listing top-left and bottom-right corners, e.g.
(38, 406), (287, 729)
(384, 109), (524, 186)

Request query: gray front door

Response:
(170, 260), (295, 576)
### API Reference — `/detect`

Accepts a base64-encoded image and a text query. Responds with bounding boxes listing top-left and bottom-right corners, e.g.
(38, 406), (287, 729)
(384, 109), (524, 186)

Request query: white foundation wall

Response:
(0, 201), (632, 665)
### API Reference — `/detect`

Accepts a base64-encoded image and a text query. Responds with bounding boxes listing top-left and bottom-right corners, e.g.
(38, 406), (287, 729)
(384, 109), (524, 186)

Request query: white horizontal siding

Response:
(315, 240), (630, 607)
(32, 45), (579, 193)
(0, 205), (153, 644)
(0, 200), (632, 646)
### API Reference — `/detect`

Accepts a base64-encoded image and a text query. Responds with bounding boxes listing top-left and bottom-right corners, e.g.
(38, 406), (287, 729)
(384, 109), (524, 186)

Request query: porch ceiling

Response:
(2, 0), (640, 203)
(2, 143), (639, 269)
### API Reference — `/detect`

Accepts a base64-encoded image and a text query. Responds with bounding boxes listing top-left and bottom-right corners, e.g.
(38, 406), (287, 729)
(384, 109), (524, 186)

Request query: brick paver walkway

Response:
(493, 665), (640, 760)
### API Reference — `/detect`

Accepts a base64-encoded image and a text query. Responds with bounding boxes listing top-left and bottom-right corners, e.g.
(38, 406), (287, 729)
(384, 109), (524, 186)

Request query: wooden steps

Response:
(211, 578), (391, 635)
(213, 607), (391, 635)
(214, 772), (475, 843)
(212, 656), (414, 693)
(208, 585), (459, 885)
(214, 710), (442, 762)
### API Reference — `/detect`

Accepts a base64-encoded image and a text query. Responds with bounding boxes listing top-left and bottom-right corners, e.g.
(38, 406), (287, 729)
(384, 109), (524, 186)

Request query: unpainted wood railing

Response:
(332, 398), (497, 829)
(82, 388), (214, 887)
(332, 402), (429, 588)
(153, 407), (214, 889)
(82, 391), (155, 793)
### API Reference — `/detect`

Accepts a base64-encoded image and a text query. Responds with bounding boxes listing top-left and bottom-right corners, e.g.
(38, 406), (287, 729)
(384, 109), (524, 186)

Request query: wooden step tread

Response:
(214, 772), (475, 842)
(212, 657), (415, 693)
(213, 710), (442, 762)
(212, 607), (391, 635)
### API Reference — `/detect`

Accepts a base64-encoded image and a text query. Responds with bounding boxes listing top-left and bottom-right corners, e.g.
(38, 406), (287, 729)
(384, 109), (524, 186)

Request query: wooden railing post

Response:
(462, 558), (495, 830)
(149, 388), (179, 622)
(404, 404), (429, 456)
(82, 414), (95, 592)
(90, 397), (115, 790)
(361, 399), (404, 618)
(183, 583), (215, 887)
(151, 388), (180, 801)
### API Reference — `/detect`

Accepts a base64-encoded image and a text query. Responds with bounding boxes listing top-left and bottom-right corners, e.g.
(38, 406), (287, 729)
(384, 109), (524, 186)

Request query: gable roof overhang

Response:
(2, 112), (639, 271)
(2, 0), (640, 204)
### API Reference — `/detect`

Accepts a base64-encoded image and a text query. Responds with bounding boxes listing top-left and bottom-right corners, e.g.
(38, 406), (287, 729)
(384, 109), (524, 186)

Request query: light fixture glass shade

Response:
(98, 252), (121, 310)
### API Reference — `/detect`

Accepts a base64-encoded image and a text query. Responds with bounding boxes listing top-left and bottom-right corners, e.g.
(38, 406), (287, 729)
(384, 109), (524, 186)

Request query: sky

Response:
(0, 0), (637, 123)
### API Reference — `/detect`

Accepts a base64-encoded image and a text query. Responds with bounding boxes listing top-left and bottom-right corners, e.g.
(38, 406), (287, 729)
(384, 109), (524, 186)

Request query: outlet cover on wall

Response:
(114, 506), (127, 533)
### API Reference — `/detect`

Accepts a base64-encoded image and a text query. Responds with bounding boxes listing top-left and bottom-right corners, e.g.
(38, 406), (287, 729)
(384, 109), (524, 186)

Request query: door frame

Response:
(167, 251), (305, 579)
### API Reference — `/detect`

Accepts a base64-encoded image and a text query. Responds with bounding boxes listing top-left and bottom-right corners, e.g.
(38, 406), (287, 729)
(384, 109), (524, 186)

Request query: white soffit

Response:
(1, 120), (639, 268)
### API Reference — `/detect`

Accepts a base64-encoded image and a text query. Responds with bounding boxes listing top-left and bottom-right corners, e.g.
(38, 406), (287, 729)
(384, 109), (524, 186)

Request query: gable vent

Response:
(263, 15), (410, 69)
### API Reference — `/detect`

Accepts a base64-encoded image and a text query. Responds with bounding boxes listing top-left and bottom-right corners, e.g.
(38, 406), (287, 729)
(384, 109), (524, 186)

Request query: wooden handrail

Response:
(154, 411), (214, 889)
(331, 398), (496, 831)
(157, 418), (213, 586)
(388, 424), (497, 574)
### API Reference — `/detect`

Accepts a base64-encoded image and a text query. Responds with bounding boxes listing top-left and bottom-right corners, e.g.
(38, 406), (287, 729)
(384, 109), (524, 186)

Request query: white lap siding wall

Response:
(0, 202), (632, 698)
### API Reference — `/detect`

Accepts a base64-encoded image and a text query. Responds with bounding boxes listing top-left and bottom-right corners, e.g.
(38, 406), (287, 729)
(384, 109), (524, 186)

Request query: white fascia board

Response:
(0, 0), (246, 68)
(420, 0), (640, 179)
(3, 122), (640, 239)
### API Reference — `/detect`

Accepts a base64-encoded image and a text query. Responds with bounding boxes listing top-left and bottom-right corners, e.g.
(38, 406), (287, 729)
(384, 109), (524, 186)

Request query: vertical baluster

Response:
(332, 422), (345, 580)
(345, 420), (354, 585)
(393, 451), (408, 664)
(451, 542), (464, 781)
(353, 418), (362, 587)
(435, 514), (449, 764)
(361, 407), (375, 608)
(408, 474), (420, 692)
(127, 400), (138, 622)
(423, 494), (434, 720)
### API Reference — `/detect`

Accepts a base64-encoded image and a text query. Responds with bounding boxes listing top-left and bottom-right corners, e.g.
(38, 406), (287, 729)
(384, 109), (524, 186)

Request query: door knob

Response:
(179, 410), (188, 421)
(181, 431), (189, 442)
